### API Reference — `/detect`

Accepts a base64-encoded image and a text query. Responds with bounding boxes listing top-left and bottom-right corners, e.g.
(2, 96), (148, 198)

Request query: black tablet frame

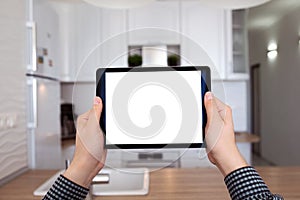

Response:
(96, 66), (211, 149)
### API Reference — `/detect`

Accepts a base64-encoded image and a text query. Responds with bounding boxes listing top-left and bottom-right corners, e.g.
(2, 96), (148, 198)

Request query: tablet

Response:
(96, 66), (211, 149)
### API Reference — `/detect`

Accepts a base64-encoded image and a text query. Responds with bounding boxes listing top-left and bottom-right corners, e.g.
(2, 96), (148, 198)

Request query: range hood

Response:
(142, 45), (168, 67)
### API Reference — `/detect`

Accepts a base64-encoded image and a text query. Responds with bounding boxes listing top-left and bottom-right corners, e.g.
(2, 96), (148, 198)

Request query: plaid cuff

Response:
(224, 166), (283, 200)
(42, 175), (89, 200)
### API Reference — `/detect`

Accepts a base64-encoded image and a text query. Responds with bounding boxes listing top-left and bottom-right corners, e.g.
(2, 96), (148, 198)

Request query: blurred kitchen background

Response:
(1, 0), (300, 185)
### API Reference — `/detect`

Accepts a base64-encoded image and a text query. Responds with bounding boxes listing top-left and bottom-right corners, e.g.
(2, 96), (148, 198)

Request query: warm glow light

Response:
(39, 83), (46, 93)
(267, 50), (278, 59)
(268, 43), (277, 51)
(267, 43), (278, 59)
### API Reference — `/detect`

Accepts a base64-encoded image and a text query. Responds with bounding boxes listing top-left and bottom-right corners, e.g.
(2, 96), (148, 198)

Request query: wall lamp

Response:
(267, 43), (278, 59)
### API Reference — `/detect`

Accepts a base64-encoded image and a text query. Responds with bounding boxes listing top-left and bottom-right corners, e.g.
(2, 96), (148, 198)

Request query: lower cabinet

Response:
(122, 151), (181, 168)
(179, 149), (214, 168)
(104, 150), (123, 169)
(180, 145), (251, 167)
(104, 146), (251, 169)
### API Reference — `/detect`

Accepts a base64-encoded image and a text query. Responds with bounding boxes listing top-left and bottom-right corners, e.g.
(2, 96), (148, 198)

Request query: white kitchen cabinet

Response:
(54, 3), (102, 82)
(180, 3), (249, 80)
(226, 9), (249, 80)
(180, 2), (229, 80)
(121, 151), (181, 168)
(71, 3), (102, 82)
(179, 143), (251, 168)
(105, 150), (123, 169)
(180, 149), (214, 168)
(128, 1), (180, 45)
(50, 3), (72, 82)
(105, 147), (250, 169)
(57, 2), (249, 81)
(58, 4), (128, 82)
(100, 9), (128, 67)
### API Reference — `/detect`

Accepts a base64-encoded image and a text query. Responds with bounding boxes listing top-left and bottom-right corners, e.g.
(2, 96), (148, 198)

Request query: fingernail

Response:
(94, 97), (101, 105)
(206, 92), (213, 100)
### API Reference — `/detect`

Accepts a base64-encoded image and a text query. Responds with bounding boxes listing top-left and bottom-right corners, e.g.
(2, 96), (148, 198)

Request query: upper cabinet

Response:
(57, 3), (128, 82)
(71, 3), (102, 82)
(54, 1), (249, 82)
(180, 2), (228, 80)
(227, 9), (249, 79)
(54, 3), (102, 82)
(128, 1), (180, 45)
(180, 3), (249, 80)
(101, 9), (128, 67)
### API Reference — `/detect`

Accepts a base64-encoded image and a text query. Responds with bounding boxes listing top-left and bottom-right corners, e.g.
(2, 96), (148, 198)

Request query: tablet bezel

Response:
(96, 66), (211, 149)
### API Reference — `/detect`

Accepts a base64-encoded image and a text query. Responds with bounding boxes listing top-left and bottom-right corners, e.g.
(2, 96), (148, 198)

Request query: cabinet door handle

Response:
(27, 77), (37, 128)
(138, 153), (163, 160)
(26, 21), (37, 72)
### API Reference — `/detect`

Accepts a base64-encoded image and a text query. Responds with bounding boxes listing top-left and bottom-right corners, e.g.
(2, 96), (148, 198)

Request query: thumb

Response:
(204, 92), (214, 127)
(93, 97), (103, 122)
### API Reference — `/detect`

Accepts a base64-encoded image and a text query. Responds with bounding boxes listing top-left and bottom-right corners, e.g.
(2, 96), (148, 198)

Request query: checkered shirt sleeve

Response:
(42, 174), (89, 200)
(224, 166), (284, 200)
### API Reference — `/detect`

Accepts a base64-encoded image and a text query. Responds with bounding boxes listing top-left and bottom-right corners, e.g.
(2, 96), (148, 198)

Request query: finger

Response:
(213, 97), (226, 121)
(76, 111), (90, 132)
(204, 92), (224, 152)
(84, 97), (103, 133)
(204, 92), (214, 127)
(100, 149), (107, 165)
(213, 97), (233, 125)
(93, 96), (103, 122)
(224, 106), (234, 127)
(77, 111), (90, 122)
(78, 115), (105, 162)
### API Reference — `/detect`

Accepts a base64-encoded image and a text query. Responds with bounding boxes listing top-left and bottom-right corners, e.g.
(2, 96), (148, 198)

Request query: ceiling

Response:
(248, 0), (300, 30)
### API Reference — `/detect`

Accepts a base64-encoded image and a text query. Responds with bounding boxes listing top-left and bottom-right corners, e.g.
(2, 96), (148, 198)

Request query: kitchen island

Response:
(0, 167), (299, 200)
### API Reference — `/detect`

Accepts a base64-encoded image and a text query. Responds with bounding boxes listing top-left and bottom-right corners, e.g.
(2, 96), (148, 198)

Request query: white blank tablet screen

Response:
(105, 71), (203, 145)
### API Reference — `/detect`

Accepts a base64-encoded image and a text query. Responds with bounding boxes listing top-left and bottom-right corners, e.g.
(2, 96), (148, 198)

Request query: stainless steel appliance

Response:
(26, 0), (62, 169)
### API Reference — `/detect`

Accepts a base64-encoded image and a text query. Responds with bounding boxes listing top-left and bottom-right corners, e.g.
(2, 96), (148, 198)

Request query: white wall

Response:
(0, 0), (28, 180)
(249, 9), (300, 165)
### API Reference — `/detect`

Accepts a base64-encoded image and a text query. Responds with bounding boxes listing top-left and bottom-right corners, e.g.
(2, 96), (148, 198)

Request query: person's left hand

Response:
(63, 97), (107, 188)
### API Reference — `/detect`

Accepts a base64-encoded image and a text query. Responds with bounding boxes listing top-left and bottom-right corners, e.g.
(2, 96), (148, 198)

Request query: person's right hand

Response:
(204, 92), (248, 177)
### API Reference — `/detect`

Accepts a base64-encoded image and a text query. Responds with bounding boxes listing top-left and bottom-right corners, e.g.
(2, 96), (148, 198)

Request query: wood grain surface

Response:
(0, 167), (299, 200)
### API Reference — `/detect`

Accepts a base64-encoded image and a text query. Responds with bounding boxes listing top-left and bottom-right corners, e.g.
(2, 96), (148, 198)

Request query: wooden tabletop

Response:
(235, 132), (260, 143)
(0, 167), (300, 200)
